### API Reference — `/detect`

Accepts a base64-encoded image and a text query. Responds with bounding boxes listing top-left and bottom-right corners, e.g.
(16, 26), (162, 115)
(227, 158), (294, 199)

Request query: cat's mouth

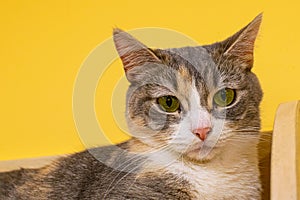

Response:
(183, 142), (218, 161)
(191, 147), (204, 153)
(186, 144), (202, 153)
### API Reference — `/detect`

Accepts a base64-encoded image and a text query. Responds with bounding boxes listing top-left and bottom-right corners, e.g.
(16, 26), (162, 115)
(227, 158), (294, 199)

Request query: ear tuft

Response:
(206, 13), (263, 70)
(113, 28), (161, 74)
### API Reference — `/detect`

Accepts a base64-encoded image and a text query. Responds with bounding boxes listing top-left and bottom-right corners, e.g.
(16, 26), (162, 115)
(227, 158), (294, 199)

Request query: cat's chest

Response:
(163, 160), (260, 200)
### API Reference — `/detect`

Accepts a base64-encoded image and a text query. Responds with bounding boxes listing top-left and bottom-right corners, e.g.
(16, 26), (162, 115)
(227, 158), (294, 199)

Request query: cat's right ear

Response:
(113, 29), (162, 82)
(204, 14), (262, 71)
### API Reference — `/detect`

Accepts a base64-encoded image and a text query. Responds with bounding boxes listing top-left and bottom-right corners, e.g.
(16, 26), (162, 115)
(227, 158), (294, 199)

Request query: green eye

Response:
(157, 96), (180, 112)
(213, 88), (235, 107)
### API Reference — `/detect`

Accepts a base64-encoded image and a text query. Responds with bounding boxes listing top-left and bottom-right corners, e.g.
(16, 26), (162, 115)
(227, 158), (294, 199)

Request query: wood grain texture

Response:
(0, 156), (62, 172)
(271, 101), (300, 200)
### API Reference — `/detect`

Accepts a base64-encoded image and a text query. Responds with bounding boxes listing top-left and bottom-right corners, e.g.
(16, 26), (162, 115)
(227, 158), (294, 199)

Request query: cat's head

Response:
(113, 14), (263, 162)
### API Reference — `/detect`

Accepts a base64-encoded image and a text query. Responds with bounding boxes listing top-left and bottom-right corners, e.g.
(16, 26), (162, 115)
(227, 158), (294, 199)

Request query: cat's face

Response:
(114, 14), (263, 162)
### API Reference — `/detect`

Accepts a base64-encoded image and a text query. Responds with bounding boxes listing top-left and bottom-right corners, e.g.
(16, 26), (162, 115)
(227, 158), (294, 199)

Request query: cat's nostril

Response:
(192, 127), (211, 141)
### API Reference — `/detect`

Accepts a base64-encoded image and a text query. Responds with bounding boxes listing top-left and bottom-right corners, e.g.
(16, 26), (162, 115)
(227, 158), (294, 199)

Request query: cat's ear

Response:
(113, 28), (162, 81)
(205, 13), (262, 70)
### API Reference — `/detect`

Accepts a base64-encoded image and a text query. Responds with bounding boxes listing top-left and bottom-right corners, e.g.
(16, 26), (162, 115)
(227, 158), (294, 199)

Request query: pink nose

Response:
(192, 127), (211, 141)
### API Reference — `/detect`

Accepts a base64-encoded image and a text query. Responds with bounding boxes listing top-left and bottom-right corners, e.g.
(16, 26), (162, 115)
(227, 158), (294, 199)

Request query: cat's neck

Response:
(123, 137), (260, 199)
(124, 136), (259, 171)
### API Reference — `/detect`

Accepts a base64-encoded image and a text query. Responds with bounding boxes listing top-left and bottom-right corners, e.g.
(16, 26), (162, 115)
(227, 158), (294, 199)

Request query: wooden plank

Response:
(271, 101), (300, 200)
(0, 156), (62, 172)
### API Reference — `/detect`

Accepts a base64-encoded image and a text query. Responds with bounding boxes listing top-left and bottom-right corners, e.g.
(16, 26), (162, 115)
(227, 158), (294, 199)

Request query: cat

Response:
(0, 14), (264, 200)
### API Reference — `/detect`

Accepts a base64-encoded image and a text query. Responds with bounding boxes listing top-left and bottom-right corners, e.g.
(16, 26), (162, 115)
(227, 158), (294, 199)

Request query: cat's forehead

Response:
(157, 46), (247, 90)
(166, 46), (215, 70)
(156, 46), (221, 89)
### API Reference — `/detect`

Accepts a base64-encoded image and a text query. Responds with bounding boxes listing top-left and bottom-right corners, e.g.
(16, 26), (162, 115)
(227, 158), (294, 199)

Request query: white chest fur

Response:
(164, 145), (261, 200)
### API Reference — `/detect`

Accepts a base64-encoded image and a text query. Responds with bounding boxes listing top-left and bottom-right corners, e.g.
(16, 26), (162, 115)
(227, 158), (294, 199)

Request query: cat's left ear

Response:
(205, 13), (262, 70)
(113, 28), (162, 82)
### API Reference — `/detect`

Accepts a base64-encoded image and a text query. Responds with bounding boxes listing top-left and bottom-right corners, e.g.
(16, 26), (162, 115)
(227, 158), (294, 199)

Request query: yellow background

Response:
(1, 1), (300, 160)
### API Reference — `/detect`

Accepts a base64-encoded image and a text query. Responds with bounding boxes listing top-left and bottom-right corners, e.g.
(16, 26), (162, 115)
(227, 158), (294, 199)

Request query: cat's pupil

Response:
(221, 90), (227, 101)
(166, 97), (172, 107)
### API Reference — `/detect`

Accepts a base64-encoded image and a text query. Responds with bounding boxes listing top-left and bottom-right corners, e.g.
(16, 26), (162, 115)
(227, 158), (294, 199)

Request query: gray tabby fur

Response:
(0, 14), (264, 199)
